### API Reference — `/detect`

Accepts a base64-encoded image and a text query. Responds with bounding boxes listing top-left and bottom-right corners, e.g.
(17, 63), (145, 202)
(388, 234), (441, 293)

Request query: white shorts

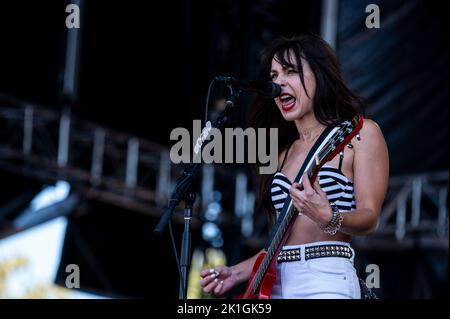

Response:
(270, 241), (361, 299)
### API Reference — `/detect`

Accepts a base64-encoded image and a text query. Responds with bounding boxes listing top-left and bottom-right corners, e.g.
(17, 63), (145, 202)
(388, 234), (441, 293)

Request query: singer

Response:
(200, 33), (389, 299)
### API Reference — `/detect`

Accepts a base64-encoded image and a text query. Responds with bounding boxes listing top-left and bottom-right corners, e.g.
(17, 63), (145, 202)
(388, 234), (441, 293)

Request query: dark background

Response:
(0, 0), (448, 298)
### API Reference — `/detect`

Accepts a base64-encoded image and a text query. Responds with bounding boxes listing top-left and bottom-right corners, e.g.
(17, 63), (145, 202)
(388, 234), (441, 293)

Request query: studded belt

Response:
(277, 244), (353, 263)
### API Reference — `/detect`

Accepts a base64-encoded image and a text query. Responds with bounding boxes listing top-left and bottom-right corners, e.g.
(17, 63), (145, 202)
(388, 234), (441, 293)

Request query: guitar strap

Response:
(264, 125), (335, 250)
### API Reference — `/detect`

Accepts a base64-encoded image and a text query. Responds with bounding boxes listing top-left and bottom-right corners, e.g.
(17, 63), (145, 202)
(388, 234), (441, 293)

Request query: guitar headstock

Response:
(311, 114), (363, 176)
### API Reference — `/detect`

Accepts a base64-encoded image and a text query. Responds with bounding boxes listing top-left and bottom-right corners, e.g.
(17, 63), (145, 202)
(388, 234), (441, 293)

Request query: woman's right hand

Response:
(199, 265), (236, 296)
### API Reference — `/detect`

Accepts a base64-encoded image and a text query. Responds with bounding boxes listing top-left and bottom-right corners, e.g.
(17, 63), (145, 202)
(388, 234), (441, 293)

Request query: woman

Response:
(199, 33), (389, 299)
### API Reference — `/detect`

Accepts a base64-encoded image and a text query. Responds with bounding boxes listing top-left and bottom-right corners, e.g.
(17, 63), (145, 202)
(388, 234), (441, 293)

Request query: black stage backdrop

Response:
(0, 0), (447, 298)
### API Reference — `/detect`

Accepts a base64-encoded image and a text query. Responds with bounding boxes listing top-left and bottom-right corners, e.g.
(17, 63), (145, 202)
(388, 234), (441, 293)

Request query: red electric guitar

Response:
(241, 115), (364, 299)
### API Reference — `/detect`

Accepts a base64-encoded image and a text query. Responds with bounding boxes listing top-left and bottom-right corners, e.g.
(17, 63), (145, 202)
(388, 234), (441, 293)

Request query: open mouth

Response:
(279, 93), (296, 111)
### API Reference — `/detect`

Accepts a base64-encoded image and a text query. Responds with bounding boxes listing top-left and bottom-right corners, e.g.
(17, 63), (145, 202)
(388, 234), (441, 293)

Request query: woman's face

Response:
(270, 52), (316, 122)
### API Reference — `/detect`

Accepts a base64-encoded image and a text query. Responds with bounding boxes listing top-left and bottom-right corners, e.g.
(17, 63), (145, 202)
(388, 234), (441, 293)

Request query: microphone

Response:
(215, 76), (281, 98)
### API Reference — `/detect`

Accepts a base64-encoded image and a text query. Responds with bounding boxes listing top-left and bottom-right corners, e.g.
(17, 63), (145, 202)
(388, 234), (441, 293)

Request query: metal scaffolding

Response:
(0, 97), (256, 239)
(0, 96), (448, 251)
(0, 97), (176, 219)
(353, 170), (449, 251)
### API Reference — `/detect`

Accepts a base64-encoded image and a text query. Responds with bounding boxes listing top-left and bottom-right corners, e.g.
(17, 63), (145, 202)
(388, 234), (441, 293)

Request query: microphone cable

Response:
(204, 77), (217, 123)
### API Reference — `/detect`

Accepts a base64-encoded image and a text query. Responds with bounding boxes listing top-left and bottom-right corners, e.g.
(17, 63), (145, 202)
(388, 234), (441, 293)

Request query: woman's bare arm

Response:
(339, 119), (389, 235)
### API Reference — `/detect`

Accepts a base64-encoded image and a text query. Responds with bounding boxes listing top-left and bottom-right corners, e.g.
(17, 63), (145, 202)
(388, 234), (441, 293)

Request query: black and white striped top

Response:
(271, 165), (356, 218)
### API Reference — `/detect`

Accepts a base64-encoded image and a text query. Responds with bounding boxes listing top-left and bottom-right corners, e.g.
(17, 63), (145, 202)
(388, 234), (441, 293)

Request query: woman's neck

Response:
(294, 117), (326, 142)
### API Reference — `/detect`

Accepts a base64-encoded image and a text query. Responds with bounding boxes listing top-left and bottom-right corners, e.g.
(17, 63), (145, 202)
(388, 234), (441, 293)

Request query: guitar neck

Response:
(250, 162), (319, 294)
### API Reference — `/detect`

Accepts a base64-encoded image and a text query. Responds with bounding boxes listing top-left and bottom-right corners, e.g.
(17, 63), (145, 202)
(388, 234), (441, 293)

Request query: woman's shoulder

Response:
(361, 118), (384, 137)
(352, 118), (388, 154)
(349, 118), (385, 144)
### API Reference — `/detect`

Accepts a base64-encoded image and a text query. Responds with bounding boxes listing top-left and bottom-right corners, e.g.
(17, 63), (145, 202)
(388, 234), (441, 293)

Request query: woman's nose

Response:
(274, 74), (287, 86)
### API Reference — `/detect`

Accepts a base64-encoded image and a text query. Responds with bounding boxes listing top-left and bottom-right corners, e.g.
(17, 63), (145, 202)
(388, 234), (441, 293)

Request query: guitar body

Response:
(241, 251), (276, 299)
(257, 257), (277, 299)
(241, 219), (297, 299)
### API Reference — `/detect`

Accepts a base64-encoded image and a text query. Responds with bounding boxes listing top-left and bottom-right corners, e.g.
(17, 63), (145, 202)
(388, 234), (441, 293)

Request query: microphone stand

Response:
(179, 190), (195, 299)
(154, 89), (239, 299)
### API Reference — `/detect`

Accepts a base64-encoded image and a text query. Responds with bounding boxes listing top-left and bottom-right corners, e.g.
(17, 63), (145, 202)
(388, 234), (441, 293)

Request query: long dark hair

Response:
(248, 33), (366, 224)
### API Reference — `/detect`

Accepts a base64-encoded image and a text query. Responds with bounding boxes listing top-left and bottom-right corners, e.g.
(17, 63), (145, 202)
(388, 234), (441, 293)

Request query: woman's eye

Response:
(288, 69), (297, 74)
(270, 74), (277, 80)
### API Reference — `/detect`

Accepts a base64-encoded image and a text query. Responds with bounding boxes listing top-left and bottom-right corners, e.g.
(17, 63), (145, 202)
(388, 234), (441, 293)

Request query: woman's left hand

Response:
(290, 173), (332, 226)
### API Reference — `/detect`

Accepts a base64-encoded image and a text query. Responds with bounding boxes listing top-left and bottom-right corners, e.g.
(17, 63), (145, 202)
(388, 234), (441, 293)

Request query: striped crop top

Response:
(271, 144), (356, 218)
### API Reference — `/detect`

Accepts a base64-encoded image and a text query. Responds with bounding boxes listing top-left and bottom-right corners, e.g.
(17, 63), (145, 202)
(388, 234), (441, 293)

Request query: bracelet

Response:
(321, 203), (338, 229)
(323, 213), (343, 236)
(321, 203), (343, 236)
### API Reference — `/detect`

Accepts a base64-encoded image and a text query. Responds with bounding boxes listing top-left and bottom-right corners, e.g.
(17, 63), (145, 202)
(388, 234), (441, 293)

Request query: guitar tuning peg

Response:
(356, 133), (361, 141)
(347, 143), (354, 149)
